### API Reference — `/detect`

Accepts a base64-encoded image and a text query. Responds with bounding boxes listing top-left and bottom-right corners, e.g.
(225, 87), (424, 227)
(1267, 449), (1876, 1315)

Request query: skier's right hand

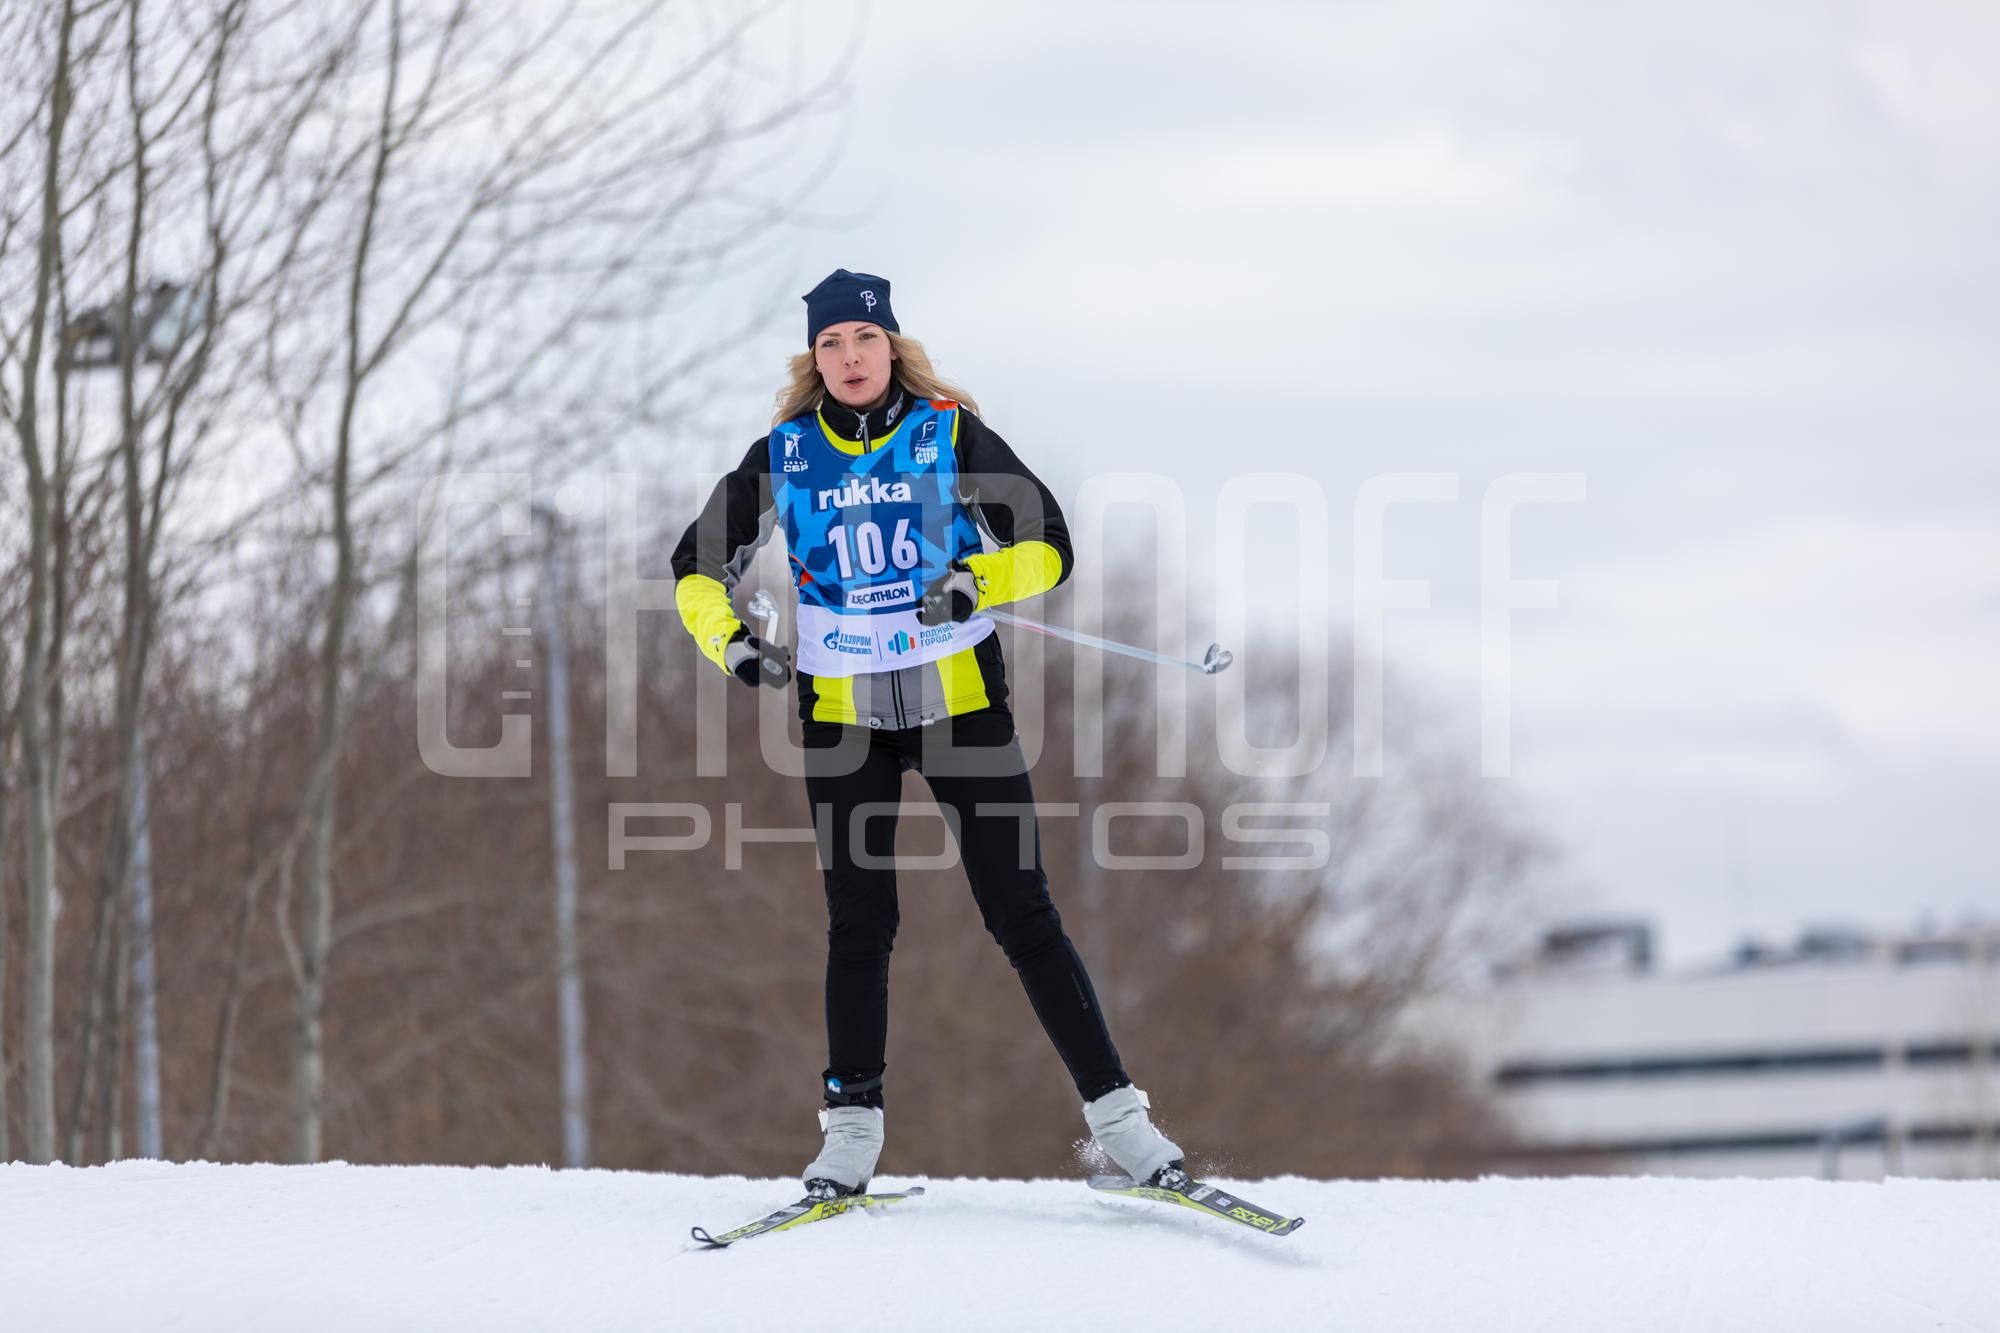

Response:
(723, 625), (791, 687)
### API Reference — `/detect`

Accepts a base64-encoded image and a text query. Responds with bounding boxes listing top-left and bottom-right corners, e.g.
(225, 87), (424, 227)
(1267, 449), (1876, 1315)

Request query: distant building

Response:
(1404, 922), (2000, 1179)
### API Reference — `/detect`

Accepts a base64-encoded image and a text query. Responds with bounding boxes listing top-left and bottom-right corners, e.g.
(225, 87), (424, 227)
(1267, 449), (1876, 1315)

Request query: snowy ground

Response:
(3, 1163), (1997, 1332)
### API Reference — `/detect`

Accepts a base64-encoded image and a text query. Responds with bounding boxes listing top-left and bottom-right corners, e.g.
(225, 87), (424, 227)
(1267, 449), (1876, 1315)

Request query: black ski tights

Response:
(802, 705), (1129, 1108)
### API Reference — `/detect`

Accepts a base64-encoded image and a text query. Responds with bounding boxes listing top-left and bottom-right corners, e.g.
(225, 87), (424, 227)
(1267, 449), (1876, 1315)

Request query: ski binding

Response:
(1088, 1172), (1304, 1237)
(692, 1185), (925, 1248)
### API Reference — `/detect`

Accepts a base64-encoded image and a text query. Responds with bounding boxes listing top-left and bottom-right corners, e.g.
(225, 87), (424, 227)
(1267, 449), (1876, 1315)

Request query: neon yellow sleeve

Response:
(964, 541), (1064, 612)
(675, 574), (742, 673)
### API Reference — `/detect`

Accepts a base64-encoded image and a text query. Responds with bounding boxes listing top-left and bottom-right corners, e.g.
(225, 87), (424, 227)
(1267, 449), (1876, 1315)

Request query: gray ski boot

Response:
(802, 1106), (883, 1199)
(1083, 1085), (1185, 1185)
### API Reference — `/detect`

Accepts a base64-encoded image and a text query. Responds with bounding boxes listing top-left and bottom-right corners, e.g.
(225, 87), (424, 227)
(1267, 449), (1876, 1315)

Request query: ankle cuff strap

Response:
(822, 1071), (884, 1107)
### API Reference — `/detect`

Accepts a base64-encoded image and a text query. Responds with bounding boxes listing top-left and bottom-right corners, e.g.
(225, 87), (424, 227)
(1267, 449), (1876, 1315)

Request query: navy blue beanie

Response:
(803, 268), (899, 345)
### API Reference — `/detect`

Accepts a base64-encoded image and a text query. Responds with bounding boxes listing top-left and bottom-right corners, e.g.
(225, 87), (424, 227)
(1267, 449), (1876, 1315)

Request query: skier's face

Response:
(816, 321), (895, 410)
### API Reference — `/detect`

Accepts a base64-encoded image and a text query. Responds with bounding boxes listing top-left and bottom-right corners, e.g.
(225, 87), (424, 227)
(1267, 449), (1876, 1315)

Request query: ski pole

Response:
(980, 608), (1233, 675)
(749, 589), (1234, 676)
(747, 589), (782, 644)
(735, 589), (792, 680)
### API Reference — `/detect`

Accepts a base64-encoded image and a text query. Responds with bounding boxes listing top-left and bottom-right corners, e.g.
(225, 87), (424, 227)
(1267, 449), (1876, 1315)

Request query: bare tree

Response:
(3, 0), (84, 1166)
(5, 0), (384, 1163)
(63, 0), (195, 1165)
(255, 0), (842, 1162)
(1, 607), (13, 1160)
(11, 0), (316, 1165)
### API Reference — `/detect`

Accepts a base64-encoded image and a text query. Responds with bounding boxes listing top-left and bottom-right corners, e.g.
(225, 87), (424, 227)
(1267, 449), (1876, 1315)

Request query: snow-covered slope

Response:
(3, 1162), (1995, 1331)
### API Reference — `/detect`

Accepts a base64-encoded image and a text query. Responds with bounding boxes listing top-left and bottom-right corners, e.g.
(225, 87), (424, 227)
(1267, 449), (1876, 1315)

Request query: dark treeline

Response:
(6, 519), (1543, 1178)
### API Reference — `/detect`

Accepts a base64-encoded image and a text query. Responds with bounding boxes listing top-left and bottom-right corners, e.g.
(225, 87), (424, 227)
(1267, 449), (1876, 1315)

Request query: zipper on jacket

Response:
(863, 405), (896, 726)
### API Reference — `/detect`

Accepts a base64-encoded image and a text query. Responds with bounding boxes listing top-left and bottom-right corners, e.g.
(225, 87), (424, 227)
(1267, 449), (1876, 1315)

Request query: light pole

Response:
(61, 281), (199, 1160)
(535, 502), (590, 1169)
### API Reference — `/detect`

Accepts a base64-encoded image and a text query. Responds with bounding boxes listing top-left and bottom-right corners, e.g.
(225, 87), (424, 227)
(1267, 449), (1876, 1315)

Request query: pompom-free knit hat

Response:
(804, 269), (898, 344)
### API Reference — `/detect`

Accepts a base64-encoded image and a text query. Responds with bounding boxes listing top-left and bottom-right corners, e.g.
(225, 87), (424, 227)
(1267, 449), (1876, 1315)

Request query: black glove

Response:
(918, 561), (979, 626)
(722, 626), (791, 687)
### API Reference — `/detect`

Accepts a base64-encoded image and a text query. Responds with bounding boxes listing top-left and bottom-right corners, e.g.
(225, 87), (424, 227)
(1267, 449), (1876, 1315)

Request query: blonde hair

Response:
(772, 330), (981, 425)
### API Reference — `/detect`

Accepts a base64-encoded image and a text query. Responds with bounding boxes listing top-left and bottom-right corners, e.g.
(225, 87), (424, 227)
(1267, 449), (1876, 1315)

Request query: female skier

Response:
(670, 268), (1187, 1201)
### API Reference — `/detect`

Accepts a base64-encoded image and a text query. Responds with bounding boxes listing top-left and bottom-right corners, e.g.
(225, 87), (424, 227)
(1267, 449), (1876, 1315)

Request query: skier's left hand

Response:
(918, 561), (979, 625)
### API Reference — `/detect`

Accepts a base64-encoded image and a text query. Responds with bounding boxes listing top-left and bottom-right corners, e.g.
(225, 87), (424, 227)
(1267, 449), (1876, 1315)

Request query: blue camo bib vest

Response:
(770, 399), (994, 676)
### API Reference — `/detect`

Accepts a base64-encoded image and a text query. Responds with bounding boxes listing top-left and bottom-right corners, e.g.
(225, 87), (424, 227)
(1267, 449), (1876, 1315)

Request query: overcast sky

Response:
(683, 0), (2000, 967)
